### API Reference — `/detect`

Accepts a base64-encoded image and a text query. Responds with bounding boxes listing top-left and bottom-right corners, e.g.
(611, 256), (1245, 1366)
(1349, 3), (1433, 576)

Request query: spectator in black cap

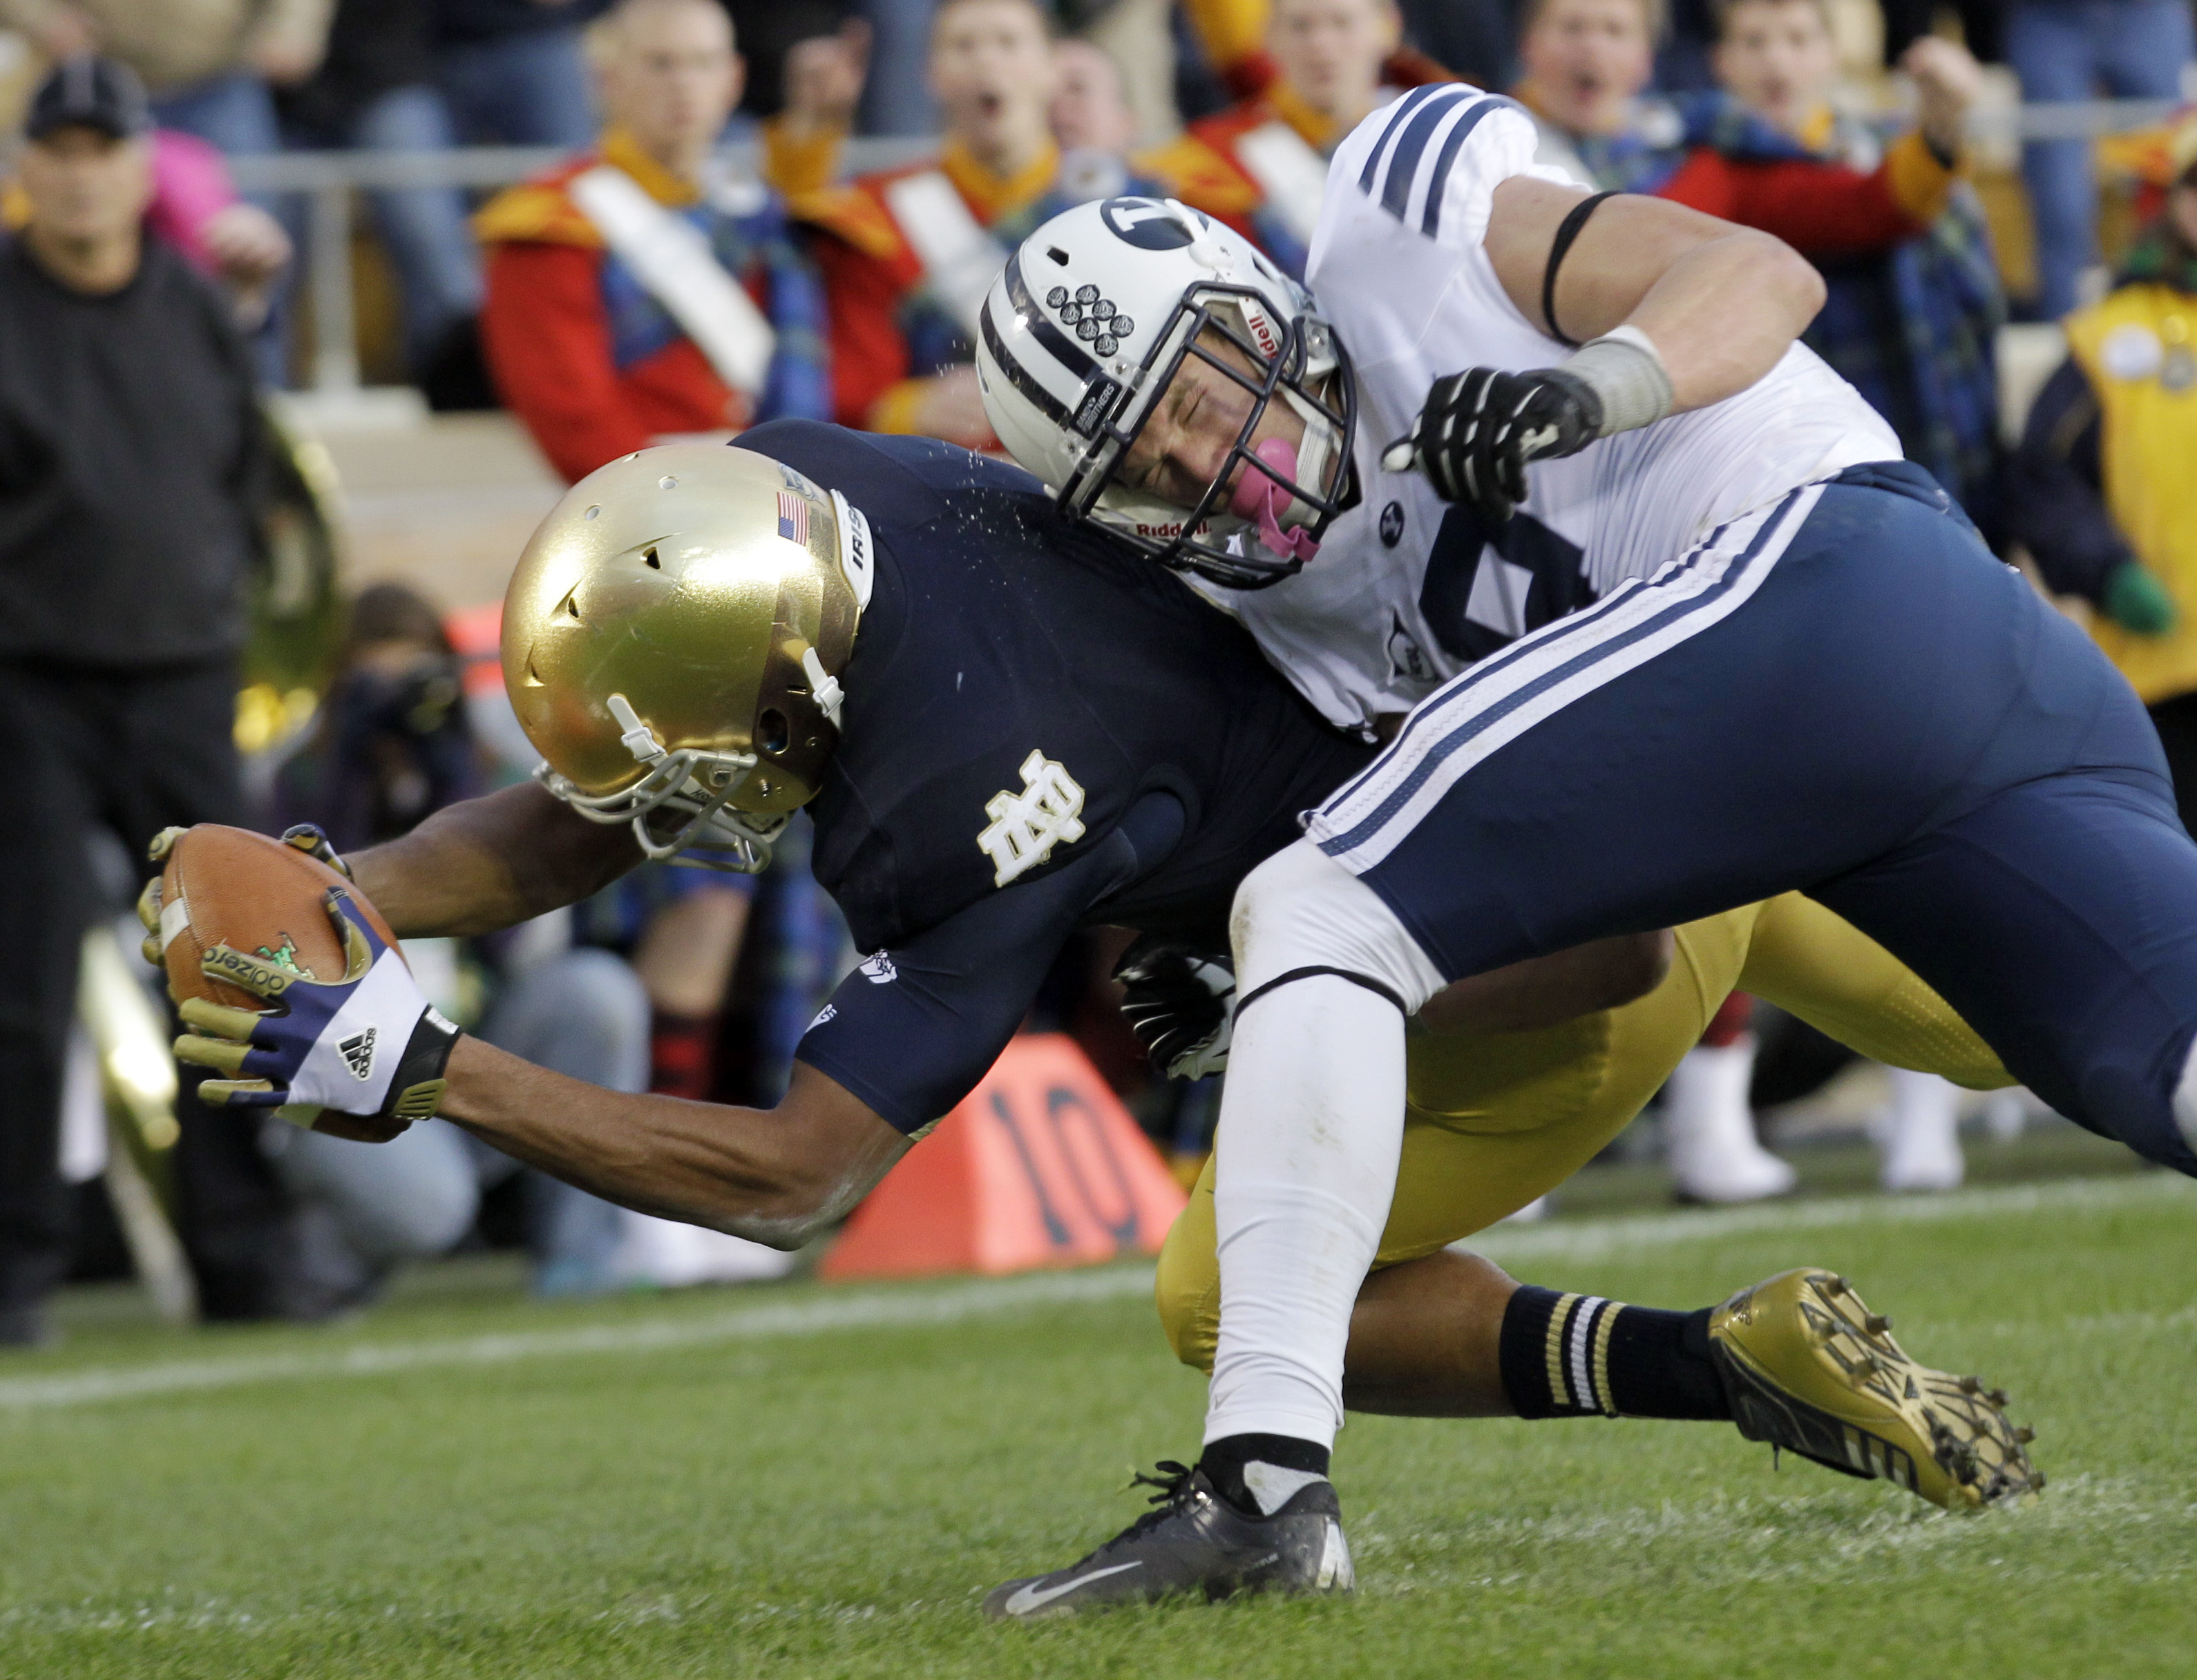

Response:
(0, 57), (306, 1346)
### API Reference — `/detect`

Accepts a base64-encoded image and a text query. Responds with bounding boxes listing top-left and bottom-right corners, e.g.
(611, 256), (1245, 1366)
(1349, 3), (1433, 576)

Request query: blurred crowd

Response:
(8, 0), (2197, 1341)
(5, 0), (2195, 398)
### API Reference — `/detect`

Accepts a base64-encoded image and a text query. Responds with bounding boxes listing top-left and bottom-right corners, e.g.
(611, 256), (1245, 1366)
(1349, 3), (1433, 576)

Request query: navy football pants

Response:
(1306, 462), (2197, 1173)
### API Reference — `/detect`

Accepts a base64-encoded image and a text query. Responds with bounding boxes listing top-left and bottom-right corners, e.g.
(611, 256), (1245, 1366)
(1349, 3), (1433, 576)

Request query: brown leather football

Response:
(155, 825), (404, 1011)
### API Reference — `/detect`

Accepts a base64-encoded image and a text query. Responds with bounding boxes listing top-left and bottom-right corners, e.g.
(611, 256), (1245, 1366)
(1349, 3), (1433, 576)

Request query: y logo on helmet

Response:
(1100, 197), (1196, 250)
(978, 750), (1087, 886)
(858, 952), (898, 985)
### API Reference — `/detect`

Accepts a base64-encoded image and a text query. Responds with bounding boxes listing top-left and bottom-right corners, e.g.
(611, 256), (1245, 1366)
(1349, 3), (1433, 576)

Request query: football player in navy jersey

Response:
(160, 423), (2034, 1613)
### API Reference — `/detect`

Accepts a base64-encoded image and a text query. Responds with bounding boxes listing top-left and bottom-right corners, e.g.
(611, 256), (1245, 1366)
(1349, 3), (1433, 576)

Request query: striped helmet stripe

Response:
(979, 296), (1073, 427)
(1002, 247), (1096, 381)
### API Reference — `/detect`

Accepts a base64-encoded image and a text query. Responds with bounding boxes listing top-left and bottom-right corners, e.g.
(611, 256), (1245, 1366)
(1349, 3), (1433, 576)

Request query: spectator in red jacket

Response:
(1658, 0), (1980, 263)
(475, 0), (839, 484)
(1675, 0), (2004, 520)
(1505, 0), (2001, 517)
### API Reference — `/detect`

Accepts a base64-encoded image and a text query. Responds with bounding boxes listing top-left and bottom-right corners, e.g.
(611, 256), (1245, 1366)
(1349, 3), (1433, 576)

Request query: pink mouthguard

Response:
(1229, 437), (1321, 563)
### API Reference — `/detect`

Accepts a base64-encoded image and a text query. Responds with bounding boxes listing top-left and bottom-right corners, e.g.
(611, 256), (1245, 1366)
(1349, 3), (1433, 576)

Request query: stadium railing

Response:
(228, 104), (2176, 396)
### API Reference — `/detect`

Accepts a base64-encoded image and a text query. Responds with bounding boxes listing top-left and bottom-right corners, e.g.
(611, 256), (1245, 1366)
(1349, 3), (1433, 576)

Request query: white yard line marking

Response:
(6, 1174), (2187, 1415)
(1467, 1172), (2193, 1266)
(0, 1266), (1157, 1414)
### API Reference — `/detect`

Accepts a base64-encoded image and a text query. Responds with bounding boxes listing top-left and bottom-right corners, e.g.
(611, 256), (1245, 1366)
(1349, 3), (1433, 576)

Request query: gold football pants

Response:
(1155, 892), (2010, 1372)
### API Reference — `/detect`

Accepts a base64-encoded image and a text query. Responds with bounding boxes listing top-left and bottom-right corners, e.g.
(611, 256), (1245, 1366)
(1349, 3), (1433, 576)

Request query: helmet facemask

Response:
(1066, 283), (1356, 590)
(532, 694), (790, 874)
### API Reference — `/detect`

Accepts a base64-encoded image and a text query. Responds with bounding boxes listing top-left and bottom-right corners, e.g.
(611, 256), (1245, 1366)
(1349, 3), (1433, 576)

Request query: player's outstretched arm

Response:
(1485, 177), (1826, 414)
(436, 1049), (910, 1249)
(347, 782), (645, 940)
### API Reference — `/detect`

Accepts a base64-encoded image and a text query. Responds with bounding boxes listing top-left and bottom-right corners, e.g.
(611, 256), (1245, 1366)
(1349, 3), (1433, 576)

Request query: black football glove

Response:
(1384, 365), (1603, 522)
(1113, 933), (1235, 1081)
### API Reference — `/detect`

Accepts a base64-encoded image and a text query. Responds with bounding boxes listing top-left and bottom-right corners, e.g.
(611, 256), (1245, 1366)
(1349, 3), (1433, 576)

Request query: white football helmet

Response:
(975, 195), (1355, 589)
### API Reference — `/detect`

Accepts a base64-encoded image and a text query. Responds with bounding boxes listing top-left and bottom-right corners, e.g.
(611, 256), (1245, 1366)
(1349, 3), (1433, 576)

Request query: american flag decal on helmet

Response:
(777, 490), (808, 546)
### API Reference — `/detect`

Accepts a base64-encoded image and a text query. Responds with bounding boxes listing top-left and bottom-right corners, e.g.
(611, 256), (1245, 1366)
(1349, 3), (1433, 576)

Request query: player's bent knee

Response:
(1153, 1263), (1219, 1373)
(1228, 839), (1447, 1013)
(1153, 1178), (1221, 1373)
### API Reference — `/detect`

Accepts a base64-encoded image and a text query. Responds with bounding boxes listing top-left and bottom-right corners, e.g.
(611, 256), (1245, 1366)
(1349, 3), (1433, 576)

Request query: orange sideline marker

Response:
(819, 1033), (1188, 1280)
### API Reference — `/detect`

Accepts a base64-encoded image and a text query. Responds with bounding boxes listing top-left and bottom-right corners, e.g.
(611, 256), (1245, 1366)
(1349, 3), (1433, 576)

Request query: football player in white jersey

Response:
(980, 95), (1903, 736)
(975, 84), (2197, 1616)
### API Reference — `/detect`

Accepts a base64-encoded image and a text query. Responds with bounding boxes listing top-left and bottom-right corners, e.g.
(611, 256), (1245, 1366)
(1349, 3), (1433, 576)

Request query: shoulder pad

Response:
(1188, 99), (1275, 149)
(1139, 133), (1262, 218)
(473, 168), (605, 248)
(786, 181), (910, 262)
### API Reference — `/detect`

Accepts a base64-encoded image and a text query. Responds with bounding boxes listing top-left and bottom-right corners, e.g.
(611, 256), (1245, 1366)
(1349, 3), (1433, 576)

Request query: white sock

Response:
(1665, 1038), (1794, 1201)
(1882, 1067), (1963, 1190)
(1208, 976), (1405, 1447)
(1204, 841), (1445, 1450)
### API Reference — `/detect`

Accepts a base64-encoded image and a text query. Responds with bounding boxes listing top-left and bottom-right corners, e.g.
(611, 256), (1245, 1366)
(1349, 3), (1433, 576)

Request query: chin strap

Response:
(607, 693), (665, 765)
(800, 647), (846, 729)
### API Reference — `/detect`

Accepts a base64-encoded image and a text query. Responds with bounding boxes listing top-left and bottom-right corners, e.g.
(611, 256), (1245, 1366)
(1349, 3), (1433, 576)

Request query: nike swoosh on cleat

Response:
(1002, 1560), (1144, 1616)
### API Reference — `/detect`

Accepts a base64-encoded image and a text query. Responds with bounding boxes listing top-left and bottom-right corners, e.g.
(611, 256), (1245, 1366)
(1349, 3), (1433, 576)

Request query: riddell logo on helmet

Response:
(1132, 518), (1212, 539)
(1239, 303), (1281, 360)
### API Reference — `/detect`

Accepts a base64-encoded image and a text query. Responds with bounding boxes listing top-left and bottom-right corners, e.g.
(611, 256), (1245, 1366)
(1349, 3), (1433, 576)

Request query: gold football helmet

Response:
(502, 443), (873, 871)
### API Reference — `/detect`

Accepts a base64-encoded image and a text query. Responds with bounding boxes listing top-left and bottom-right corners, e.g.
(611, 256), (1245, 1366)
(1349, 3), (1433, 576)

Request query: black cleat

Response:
(982, 1461), (1354, 1621)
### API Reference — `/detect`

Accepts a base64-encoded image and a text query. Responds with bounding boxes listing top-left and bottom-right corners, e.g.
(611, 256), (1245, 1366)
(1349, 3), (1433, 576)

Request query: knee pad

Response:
(1229, 840), (1447, 1018)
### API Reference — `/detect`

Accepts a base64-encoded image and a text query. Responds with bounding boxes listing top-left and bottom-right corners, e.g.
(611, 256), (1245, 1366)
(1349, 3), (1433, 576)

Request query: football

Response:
(153, 824), (404, 1014)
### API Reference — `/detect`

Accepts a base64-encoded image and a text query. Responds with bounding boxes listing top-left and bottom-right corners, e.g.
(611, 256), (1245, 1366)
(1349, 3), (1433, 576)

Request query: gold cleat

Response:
(1706, 1268), (2044, 1511)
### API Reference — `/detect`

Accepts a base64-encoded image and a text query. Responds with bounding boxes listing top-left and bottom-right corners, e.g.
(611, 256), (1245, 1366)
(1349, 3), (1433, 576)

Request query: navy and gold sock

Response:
(1498, 1286), (1731, 1420)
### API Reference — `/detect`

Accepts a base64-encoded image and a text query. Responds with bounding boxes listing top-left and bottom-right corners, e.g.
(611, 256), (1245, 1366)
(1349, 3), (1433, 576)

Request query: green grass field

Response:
(6, 1163), (2196, 1679)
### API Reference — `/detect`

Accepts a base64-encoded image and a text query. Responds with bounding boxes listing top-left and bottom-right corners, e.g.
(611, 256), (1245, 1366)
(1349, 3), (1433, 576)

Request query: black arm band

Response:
(1541, 190), (1619, 347)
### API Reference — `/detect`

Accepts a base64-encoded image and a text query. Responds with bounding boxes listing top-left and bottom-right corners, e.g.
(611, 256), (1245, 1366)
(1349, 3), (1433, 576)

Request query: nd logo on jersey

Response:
(979, 750), (1087, 886)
